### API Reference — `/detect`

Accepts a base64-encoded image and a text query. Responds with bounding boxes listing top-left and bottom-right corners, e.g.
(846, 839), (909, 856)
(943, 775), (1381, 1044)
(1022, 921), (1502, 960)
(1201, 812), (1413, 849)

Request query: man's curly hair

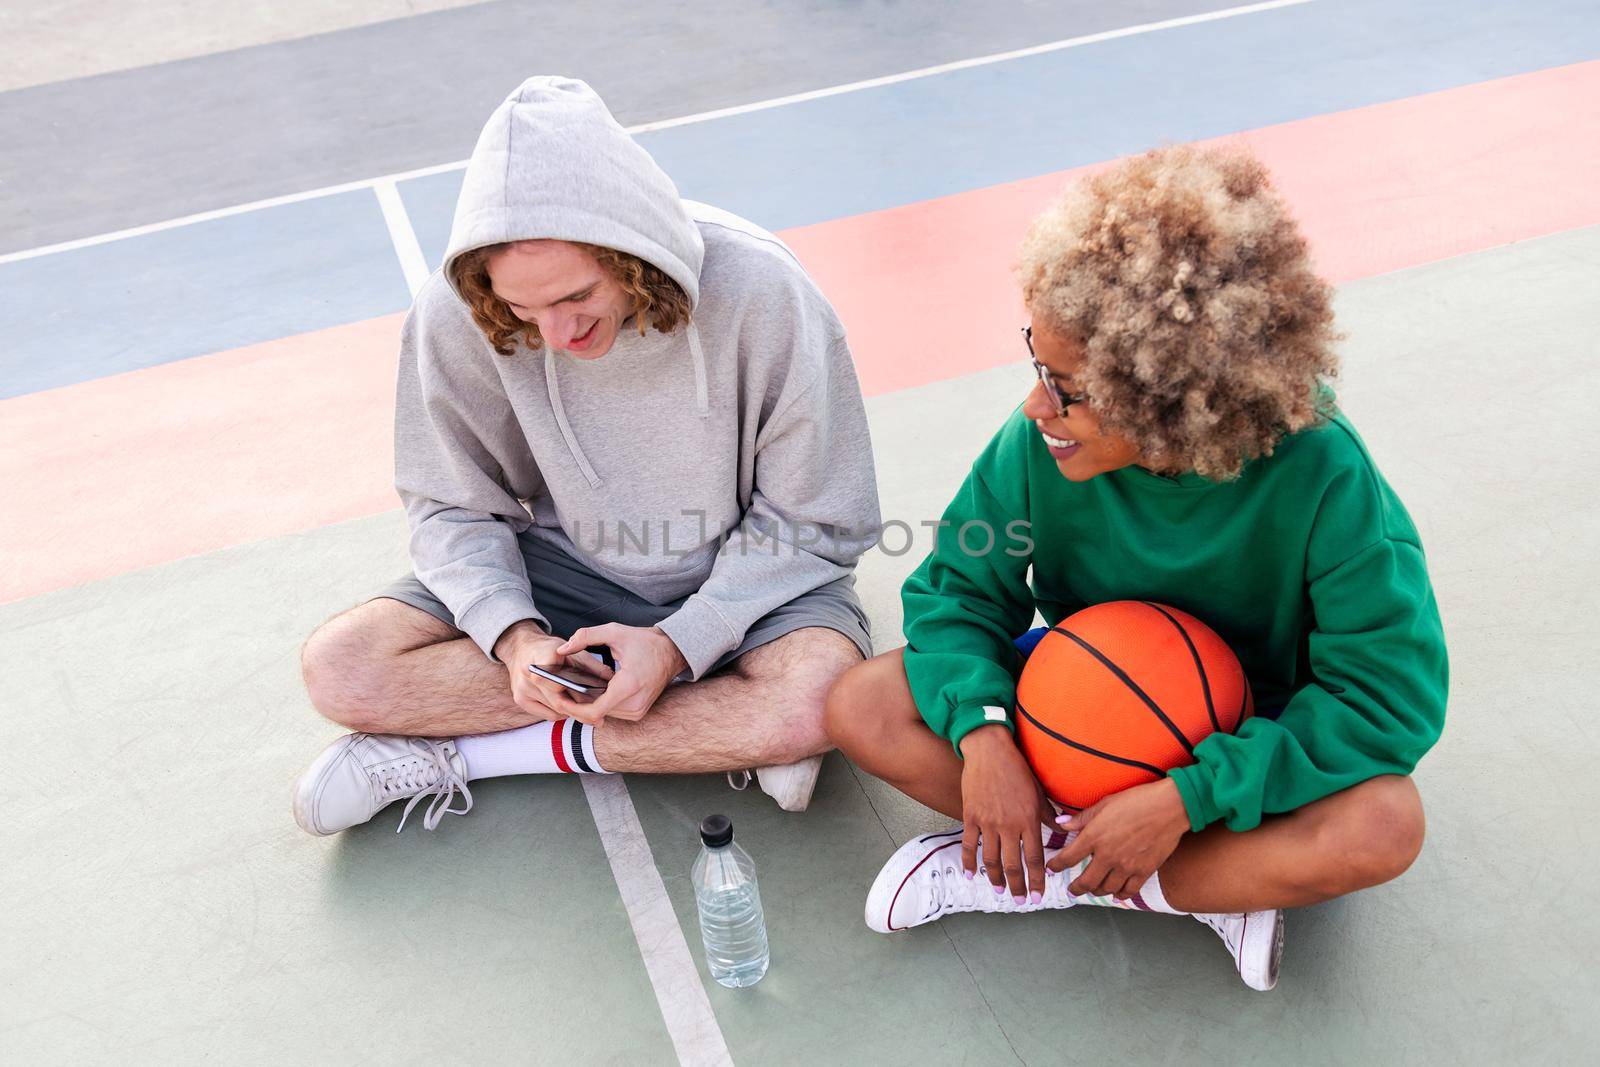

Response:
(450, 241), (691, 356)
(1016, 145), (1339, 480)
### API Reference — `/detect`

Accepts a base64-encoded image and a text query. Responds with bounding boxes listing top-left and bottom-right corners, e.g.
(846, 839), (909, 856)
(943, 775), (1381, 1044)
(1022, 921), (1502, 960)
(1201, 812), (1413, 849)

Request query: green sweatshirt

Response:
(901, 404), (1448, 832)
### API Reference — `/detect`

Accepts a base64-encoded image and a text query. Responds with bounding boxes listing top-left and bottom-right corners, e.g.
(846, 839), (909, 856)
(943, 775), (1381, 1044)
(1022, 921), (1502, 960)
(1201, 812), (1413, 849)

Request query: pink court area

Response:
(7, 60), (1599, 604)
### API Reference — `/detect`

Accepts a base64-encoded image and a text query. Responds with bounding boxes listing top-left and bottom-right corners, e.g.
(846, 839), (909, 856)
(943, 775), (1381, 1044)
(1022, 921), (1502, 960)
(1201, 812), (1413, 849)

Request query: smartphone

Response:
(527, 663), (608, 695)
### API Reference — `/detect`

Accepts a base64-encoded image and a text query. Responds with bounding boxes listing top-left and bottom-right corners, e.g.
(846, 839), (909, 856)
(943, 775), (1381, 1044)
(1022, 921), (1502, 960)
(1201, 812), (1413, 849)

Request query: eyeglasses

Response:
(1022, 326), (1088, 417)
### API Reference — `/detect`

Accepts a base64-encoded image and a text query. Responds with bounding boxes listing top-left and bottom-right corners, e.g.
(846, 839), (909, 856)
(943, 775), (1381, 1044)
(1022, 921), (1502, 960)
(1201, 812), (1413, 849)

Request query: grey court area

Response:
(0, 0), (1229, 253)
(0, 1), (493, 91)
(4, 228), (1598, 1062)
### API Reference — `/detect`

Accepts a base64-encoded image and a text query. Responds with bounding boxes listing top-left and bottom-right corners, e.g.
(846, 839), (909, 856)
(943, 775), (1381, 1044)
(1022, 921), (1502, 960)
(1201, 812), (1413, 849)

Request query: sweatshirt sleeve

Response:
(900, 448), (1036, 754)
(1168, 535), (1449, 831)
(393, 288), (547, 660)
(654, 334), (881, 677)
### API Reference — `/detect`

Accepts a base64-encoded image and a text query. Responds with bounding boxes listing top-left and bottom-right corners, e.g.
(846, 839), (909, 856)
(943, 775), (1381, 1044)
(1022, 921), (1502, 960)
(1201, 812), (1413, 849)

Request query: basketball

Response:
(1015, 601), (1254, 812)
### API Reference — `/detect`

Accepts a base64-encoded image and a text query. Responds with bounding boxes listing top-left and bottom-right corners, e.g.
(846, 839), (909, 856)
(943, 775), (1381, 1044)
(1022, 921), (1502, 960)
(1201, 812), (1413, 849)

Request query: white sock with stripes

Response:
(455, 720), (609, 778)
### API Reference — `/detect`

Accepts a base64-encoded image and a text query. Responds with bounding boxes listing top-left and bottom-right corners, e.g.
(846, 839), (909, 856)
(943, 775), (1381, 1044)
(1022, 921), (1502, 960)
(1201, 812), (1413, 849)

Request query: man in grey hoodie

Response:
(291, 77), (880, 834)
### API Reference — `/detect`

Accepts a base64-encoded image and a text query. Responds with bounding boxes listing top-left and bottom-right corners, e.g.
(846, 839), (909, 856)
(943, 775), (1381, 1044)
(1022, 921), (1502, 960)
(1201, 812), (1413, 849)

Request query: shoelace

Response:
(372, 738), (474, 833)
(921, 863), (988, 920)
(921, 858), (1080, 921)
(1195, 912), (1244, 955)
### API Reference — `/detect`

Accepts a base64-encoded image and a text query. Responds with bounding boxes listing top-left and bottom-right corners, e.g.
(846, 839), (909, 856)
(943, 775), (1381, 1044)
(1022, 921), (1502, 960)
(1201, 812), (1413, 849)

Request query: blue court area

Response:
(4, 1), (1598, 1062)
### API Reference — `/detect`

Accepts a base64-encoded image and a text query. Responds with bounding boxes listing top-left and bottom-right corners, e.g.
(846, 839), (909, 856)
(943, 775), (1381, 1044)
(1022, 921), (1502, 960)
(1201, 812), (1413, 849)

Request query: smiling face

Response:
(1020, 319), (1145, 481)
(485, 240), (636, 359)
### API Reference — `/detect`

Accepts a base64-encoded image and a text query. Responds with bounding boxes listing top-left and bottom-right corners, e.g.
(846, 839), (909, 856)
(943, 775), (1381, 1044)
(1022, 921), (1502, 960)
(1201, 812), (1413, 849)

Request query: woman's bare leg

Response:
(825, 648), (1425, 914)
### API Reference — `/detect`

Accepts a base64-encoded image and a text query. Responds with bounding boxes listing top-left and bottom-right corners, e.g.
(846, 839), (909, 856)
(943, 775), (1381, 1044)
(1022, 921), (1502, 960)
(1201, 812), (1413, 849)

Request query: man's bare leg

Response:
(301, 597), (863, 773)
(824, 648), (1426, 915)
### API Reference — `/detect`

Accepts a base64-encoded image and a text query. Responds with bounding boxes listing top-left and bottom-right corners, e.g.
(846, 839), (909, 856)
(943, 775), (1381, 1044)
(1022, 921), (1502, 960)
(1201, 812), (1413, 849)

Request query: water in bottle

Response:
(690, 813), (769, 988)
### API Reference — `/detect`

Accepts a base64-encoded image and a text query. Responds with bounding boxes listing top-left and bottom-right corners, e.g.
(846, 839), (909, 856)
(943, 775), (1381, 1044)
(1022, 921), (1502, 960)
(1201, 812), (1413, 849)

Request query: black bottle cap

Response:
(699, 814), (733, 848)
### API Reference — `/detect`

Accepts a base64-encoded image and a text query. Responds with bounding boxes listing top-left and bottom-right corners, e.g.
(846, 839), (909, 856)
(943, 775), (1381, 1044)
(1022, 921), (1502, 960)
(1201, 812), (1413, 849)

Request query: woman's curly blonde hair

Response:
(1016, 145), (1339, 480)
(450, 241), (691, 356)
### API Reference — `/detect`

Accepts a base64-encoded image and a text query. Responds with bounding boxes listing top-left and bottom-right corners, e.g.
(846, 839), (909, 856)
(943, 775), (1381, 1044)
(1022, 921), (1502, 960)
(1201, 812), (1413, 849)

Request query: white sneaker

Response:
(292, 733), (472, 836)
(725, 754), (825, 812)
(864, 826), (1076, 933)
(1194, 909), (1284, 991)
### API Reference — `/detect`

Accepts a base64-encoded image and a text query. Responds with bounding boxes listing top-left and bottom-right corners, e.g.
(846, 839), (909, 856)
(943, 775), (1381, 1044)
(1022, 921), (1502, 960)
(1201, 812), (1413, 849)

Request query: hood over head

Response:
(443, 75), (705, 309)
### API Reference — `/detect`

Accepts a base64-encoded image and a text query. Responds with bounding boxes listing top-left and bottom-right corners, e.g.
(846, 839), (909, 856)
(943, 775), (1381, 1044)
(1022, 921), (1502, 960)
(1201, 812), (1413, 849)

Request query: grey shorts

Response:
(372, 531), (872, 673)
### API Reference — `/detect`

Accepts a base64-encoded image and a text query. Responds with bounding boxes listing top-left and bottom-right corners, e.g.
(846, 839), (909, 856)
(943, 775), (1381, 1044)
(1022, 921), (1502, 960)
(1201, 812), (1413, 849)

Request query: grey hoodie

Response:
(394, 76), (881, 677)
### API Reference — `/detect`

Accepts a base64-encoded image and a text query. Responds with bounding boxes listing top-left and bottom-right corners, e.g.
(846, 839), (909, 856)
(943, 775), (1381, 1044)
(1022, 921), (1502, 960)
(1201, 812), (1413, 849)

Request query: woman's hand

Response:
(1046, 778), (1190, 899)
(959, 725), (1056, 903)
(556, 623), (688, 724)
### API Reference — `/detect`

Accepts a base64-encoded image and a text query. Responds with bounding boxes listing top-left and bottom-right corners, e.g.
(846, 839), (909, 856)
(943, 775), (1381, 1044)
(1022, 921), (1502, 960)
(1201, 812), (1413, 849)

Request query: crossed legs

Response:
(301, 596), (863, 773)
(824, 648), (1425, 914)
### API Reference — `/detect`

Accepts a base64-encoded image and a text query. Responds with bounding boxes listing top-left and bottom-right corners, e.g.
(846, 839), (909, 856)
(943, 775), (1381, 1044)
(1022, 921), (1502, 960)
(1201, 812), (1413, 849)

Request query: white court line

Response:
(373, 180), (431, 297)
(0, 158), (467, 266)
(624, 0), (1313, 135)
(0, 0), (1313, 267)
(581, 775), (734, 1067)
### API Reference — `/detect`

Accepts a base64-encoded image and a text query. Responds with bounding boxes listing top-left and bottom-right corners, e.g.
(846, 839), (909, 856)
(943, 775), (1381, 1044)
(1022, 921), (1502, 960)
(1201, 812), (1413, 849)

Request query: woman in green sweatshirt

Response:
(824, 145), (1447, 991)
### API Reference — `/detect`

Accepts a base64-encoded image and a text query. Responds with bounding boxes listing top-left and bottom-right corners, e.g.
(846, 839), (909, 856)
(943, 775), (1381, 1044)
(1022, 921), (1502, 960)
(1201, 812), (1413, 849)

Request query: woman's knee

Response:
(1359, 776), (1426, 882)
(1311, 775), (1426, 893)
(823, 649), (913, 757)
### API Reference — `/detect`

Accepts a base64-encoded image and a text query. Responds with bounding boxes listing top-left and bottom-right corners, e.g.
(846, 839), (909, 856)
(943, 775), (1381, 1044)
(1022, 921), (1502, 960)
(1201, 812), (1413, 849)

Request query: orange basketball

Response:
(1014, 601), (1253, 812)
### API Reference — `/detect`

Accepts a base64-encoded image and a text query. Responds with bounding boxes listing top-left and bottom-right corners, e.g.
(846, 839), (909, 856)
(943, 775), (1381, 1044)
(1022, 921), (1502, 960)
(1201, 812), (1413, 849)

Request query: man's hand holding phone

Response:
(556, 623), (688, 724)
(494, 620), (615, 722)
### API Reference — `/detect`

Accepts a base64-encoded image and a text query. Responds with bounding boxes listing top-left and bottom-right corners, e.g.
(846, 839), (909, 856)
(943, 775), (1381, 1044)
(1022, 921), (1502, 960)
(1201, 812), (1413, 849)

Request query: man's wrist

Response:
(650, 626), (690, 677)
(493, 619), (548, 662)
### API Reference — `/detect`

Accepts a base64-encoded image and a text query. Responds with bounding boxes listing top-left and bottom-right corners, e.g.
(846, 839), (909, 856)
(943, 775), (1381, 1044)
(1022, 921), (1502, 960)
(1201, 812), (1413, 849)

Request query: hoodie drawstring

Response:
(686, 323), (710, 419)
(544, 349), (604, 488)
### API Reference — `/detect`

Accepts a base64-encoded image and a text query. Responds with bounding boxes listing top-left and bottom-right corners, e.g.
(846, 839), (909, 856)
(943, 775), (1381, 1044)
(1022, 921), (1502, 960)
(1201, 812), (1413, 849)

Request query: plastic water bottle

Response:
(690, 814), (769, 988)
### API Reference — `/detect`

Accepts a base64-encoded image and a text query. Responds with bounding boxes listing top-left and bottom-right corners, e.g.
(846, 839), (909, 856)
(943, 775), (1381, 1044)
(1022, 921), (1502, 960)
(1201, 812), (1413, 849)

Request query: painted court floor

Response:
(3, 1), (1598, 1062)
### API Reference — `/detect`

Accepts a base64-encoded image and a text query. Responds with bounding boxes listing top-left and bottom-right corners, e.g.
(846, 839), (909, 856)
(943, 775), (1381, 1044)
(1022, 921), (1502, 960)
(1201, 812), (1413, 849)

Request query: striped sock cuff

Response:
(565, 720), (608, 774)
(1133, 870), (1184, 914)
